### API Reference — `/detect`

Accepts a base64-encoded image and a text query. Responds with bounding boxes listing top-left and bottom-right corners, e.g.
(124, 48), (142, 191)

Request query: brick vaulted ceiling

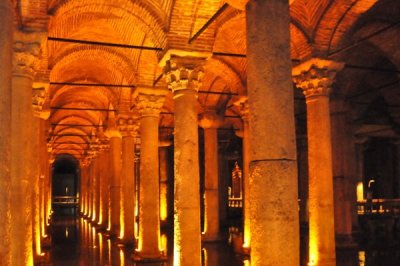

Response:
(16, 0), (400, 162)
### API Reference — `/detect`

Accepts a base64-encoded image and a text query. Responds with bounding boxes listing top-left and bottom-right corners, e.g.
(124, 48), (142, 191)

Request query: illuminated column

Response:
(164, 54), (206, 266)
(134, 88), (167, 259)
(0, 1), (13, 263)
(199, 110), (221, 241)
(159, 140), (171, 223)
(98, 141), (110, 227)
(119, 117), (138, 243)
(106, 127), (122, 235)
(11, 31), (44, 266)
(235, 97), (251, 250)
(90, 151), (99, 222)
(293, 58), (344, 266)
(330, 99), (354, 246)
(247, 1), (299, 265)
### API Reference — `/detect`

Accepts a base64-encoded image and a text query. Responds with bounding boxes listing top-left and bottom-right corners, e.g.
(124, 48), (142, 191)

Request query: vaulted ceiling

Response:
(15, 0), (400, 162)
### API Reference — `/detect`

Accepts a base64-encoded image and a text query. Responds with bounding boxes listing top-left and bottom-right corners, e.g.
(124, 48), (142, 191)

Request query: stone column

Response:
(164, 54), (206, 266)
(105, 128), (122, 235)
(293, 58), (344, 266)
(11, 31), (43, 266)
(247, 1), (299, 265)
(234, 96), (251, 251)
(134, 88), (167, 260)
(97, 140), (110, 227)
(330, 99), (354, 247)
(159, 144), (170, 223)
(199, 110), (221, 241)
(0, 1), (13, 264)
(91, 151), (100, 222)
(119, 117), (138, 243)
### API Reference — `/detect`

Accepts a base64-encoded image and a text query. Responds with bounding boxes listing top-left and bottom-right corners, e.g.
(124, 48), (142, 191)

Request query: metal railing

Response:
(357, 199), (400, 216)
(52, 196), (79, 206)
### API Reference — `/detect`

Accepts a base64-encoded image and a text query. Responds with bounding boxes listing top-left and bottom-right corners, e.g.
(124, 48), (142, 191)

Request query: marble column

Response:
(134, 88), (167, 259)
(106, 129), (122, 235)
(159, 145), (170, 223)
(199, 110), (221, 241)
(330, 99), (354, 246)
(97, 141), (110, 227)
(11, 31), (43, 266)
(0, 1), (12, 263)
(235, 96), (251, 251)
(393, 141), (400, 198)
(293, 58), (344, 266)
(164, 54), (206, 266)
(32, 114), (41, 257)
(119, 117), (137, 243)
(247, 1), (299, 265)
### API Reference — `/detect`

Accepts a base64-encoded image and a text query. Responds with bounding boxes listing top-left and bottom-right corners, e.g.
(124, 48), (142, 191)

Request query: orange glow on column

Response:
(357, 182), (364, 202)
(120, 249), (125, 266)
(160, 184), (168, 221)
(119, 205), (125, 239)
(202, 193), (207, 234)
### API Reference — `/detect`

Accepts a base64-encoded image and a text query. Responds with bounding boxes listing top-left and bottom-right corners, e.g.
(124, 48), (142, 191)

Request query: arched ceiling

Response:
(17, 0), (398, 163)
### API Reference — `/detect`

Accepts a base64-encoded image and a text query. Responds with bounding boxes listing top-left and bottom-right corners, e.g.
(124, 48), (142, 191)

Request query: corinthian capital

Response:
(117, 116), (139, 137)
(163, 55), (206, 93)
(32, 81), (50, 119)
(133, 87), (168, 117)
(13, 31), (46, 77)
(292, 58), (344, 98)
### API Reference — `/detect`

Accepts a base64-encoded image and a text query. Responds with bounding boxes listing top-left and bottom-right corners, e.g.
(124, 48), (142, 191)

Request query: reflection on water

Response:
(42, 218), (400, 266)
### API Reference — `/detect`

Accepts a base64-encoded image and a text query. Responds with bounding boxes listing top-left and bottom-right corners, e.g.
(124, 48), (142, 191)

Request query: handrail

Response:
(53, 196), (79, 206)
(357, 199), (400, 216)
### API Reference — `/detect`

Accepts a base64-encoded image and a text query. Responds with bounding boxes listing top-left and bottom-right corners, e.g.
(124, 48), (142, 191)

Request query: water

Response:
(39, 217), (400, 266)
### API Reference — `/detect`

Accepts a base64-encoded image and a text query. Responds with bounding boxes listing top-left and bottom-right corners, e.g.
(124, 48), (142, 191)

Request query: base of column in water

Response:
(201, 233), (224, 242)
(132, 251), (168, 262)
(336, 234), (358, 249)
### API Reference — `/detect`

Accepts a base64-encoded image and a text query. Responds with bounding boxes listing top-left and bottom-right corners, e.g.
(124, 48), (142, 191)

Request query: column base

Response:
(117, 237), (137, 247)
(230, 232), (250, 255)
(132, 251), (168, 262)
(201, 233), (224, 242)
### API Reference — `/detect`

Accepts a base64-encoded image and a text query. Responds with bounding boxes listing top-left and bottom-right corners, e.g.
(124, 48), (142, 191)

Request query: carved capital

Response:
(133, 87), (167, 117)
(234, 96), (249, 122)
(118, 116), (139, 137)
(292, 58), (344, 98)
(13, 31), (45, 78)
(164, 55), (206, 94)
(32, 82), (50, 119)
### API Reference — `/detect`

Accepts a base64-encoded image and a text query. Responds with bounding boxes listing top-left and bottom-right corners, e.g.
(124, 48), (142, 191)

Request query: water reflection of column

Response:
(247, 0), (299, 264)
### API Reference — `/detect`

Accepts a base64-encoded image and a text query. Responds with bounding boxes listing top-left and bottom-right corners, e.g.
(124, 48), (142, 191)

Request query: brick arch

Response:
(313, 0), (377, 54)
(49, 0), (168, 49)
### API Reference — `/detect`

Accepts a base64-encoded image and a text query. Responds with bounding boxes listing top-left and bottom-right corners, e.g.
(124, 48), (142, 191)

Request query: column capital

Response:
(13, 31), (46, 78)
(292, 58), (344, 98)
(199, 109), (223, 129)
(133, 87), (168, 117)
(163, 53), (208, 94)
(234, 96), (249, 122)
(32, 81), (50, 119)
(118, 116), (139, 137)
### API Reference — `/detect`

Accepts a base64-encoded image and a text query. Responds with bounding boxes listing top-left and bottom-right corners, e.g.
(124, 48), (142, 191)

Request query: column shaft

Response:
(11, 70), (35, 266)
(121, 135), (135, 242)
(0, 1), (13, 264)
(32, 116), (42, 256)
(307, 95), (336, 265)
(109, 136), (122, 235)
(247, 0), (299, 265)
(174, 89), (201, 266)
(138, 116), (161, 257)
(203, 128), (220, 241)
(159, 147), (169, 222)
(99, 150), (109, 227)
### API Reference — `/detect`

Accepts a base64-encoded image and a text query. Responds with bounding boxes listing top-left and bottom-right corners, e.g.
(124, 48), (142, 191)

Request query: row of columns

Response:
(0, 3), (52, 262)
